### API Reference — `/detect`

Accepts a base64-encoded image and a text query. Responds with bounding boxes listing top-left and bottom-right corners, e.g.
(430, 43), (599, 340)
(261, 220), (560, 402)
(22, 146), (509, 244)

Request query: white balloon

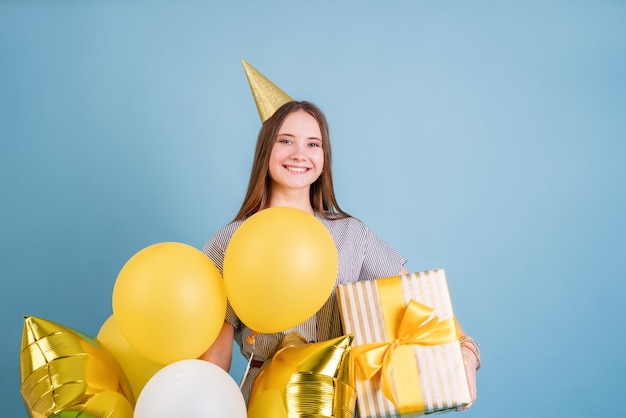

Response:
(134, 359), (246, 418)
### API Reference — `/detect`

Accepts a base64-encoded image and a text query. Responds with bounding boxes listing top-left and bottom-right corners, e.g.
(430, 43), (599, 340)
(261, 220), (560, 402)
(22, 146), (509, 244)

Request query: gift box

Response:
(336, 269), (471, 417)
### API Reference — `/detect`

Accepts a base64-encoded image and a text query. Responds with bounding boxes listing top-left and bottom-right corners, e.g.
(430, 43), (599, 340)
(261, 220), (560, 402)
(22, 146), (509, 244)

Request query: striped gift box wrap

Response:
(337, 270), (471, 417)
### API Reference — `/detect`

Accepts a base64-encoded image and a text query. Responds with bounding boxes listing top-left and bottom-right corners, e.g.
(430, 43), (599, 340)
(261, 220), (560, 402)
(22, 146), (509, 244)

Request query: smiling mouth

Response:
(284, 165), (309, 173)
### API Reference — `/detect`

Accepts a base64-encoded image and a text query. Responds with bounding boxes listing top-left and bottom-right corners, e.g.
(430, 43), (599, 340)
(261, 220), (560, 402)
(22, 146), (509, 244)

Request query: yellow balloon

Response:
(112, 242), (227, 365)
(55, 391), (135, 417)
(247, 334), (356, 418)
(20, 315), (134, 417)
(97, 315), (164, 399)
(223, 207), (338, 333)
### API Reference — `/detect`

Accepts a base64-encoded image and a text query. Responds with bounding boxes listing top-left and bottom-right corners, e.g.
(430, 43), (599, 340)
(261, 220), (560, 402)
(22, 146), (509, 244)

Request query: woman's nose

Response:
(289, 142), (307, 159)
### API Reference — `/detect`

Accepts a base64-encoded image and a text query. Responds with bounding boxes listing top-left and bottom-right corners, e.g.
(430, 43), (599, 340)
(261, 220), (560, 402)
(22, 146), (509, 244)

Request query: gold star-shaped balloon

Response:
(20, 315), (134, 418)
(247, 334), (356, 418)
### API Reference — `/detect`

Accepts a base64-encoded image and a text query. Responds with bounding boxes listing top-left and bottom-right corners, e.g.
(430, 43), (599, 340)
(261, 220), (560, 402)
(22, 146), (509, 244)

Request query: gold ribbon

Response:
(352, 295), (457, 414)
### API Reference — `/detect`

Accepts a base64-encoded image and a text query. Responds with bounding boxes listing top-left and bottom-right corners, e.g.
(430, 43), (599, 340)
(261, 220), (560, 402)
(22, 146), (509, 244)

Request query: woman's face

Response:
(268, 110), (325, 194)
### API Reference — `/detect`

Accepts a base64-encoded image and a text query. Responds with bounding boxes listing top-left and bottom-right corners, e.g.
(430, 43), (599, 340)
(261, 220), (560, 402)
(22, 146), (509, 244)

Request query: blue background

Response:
(1, 1), (625, 416)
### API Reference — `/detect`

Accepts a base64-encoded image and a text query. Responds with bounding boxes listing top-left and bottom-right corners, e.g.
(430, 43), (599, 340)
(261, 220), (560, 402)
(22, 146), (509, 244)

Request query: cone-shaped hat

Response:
(242, 59), (293, 123)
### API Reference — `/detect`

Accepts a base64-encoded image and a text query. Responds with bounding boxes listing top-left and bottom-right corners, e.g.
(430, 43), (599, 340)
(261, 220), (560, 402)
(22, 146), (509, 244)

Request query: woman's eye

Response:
(309, 142), (321, 148)
(278, 138), (291, 144)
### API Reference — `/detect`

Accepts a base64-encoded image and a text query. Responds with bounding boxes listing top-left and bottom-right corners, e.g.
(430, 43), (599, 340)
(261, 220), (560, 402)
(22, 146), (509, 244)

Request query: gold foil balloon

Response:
(247, 334), (356, 418)
(97, 315), (164, 400)
(223, 208), (339, 333)
(112, 242), (227, 364)
(20, 315), (134, 418)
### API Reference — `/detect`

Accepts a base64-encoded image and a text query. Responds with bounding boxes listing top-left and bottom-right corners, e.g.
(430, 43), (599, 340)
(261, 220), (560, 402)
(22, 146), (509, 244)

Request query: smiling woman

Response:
(268, 109), (325, 211)
(198, 61), (480, 405)
(232, 97), (346, 222)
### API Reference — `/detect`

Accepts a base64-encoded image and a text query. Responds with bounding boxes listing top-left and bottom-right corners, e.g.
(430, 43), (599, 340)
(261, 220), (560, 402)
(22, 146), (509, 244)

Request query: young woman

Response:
(200, 100), (480, 406)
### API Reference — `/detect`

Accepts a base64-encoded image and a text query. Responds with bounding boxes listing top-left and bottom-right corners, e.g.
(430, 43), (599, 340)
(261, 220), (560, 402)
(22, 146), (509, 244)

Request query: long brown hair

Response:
(234, 101), (350, 221)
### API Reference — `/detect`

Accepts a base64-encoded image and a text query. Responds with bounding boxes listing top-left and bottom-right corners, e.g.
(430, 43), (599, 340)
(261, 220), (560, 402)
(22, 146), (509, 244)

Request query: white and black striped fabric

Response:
(202, 213), (407, 399)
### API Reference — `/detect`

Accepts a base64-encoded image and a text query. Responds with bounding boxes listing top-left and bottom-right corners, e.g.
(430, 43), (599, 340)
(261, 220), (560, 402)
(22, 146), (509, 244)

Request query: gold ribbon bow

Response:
(352, 299), (457, 413)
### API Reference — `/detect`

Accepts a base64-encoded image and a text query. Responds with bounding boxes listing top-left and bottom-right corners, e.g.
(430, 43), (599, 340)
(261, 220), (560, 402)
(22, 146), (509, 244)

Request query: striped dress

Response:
(202, 212), (407, 400)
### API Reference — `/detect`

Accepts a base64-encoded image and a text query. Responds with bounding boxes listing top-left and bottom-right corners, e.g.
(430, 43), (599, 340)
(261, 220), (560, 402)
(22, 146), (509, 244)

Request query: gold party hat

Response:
(242, 59), (293, 123)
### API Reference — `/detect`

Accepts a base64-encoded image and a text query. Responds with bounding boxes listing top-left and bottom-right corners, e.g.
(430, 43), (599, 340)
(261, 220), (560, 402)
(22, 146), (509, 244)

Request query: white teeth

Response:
(286, 166), (307, 173)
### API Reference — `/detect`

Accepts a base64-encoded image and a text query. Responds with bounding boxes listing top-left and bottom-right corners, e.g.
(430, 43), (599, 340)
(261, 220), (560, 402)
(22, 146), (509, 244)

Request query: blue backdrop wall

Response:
(1, 1), (625, 417)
